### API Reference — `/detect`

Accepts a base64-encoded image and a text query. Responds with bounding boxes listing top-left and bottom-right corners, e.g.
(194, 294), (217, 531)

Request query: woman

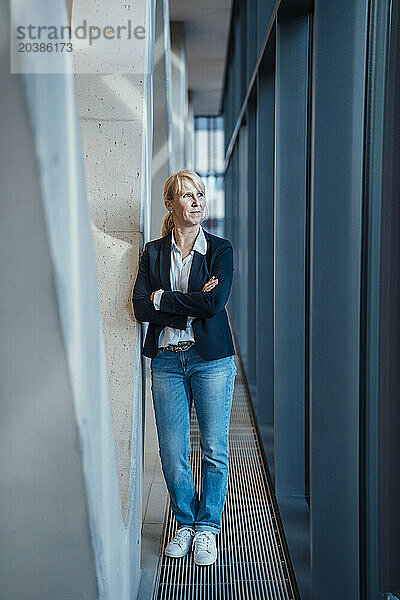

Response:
(132, 170), (237, 567)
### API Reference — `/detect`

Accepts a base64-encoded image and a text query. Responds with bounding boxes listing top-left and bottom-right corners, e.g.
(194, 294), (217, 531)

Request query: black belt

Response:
(161, 341), (195, 352)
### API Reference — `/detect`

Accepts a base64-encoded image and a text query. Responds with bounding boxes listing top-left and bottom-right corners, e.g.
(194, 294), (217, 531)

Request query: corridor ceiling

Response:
(169, 0), (233, 116)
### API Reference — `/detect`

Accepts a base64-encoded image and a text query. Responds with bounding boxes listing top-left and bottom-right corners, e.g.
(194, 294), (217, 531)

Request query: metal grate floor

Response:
(151, 356), (300, 599)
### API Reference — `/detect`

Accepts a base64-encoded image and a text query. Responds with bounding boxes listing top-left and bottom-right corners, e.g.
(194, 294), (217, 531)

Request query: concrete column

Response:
(74, 0), (154, 533)
(151, 0), (173, 240)
(170, 21), (188, 171)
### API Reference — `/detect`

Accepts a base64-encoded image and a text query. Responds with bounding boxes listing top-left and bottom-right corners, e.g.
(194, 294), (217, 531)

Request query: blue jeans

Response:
(150, 345), (237, 534)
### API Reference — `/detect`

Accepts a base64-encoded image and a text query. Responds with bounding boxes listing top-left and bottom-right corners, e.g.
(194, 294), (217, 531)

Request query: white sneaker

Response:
(165, 527), (195, 558)
(193, 530), (218, 566)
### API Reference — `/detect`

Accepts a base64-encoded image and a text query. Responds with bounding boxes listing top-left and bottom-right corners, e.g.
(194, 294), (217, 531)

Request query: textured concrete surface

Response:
(139, 364), (168, 599)
(75, 61), (150, 522)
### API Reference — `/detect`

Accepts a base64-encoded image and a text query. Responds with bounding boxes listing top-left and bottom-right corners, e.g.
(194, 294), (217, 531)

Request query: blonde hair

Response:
(161, 170), (207, 236)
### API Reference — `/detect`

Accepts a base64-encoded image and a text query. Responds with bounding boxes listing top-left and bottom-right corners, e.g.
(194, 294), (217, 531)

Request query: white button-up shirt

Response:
(153, 226), (208, 348)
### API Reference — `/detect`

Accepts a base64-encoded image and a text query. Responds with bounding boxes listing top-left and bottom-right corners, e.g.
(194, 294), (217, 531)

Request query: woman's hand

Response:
(150, 291), (156, 302)
(202, 275), (219, 292)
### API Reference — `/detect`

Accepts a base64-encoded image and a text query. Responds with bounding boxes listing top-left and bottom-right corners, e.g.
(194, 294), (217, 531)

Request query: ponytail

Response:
(161, 212), (174, 237)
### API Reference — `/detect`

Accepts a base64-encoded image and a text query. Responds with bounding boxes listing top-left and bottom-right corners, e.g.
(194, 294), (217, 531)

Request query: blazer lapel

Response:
(188, 251), (205, 292)
(188, 230), (209, 292)
(159, 233), (172, 290)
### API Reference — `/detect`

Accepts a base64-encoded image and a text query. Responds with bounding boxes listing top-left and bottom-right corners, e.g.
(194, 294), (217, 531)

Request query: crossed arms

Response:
(132, 242), (233, 326)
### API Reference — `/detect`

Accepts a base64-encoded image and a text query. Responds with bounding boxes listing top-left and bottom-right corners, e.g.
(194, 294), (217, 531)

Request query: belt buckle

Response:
(167, 344), (180, 352)
(177, 341), (193, 351)
(162, 341), (194, 352)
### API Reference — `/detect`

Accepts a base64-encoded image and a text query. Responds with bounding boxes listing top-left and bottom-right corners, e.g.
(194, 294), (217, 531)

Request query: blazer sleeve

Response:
(159, 242), (233, 319)
(132, 243), (188, 330)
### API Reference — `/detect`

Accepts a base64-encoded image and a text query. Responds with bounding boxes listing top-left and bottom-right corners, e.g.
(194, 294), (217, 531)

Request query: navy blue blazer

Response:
(132, 229), (235, 360)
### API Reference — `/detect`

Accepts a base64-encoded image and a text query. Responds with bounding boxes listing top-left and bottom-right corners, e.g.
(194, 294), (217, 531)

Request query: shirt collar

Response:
(171, 226), (207, 256)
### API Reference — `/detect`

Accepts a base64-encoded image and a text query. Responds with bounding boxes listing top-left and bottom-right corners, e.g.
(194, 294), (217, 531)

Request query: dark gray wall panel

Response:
(275, 11), (309, 498)
(255, 56), (275, 430)
(246, 93), (258, 396)
(311, 0), (368, 597)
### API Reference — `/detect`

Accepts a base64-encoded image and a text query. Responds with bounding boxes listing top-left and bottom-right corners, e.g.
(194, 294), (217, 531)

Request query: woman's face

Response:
(167, 179), (205, 228)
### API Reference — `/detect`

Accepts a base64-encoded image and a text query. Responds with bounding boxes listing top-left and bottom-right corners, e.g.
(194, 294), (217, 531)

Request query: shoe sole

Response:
(194, 556), (217, 566)
(165, 546), (192, 558)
